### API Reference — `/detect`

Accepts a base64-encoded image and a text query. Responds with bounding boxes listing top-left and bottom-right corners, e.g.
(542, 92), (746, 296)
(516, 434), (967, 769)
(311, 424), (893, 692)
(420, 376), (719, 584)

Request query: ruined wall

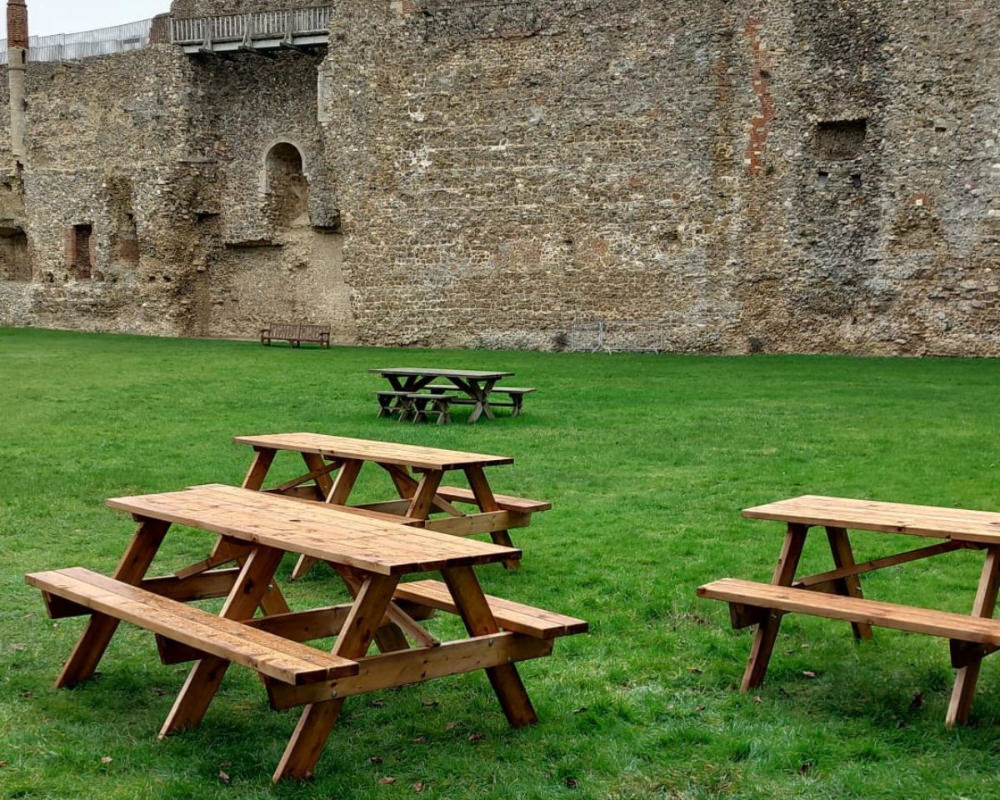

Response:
(186, 49), (355, 340)
(320, 0), (999, 354)
(1, 0), (997, 355)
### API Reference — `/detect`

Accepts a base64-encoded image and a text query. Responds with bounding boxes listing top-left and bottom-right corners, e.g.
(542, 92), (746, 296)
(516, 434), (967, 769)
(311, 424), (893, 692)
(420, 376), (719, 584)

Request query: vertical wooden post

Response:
(740, 523), (808, 692)
(946, 547), (1000, 726)
(825, 526), (873, 641)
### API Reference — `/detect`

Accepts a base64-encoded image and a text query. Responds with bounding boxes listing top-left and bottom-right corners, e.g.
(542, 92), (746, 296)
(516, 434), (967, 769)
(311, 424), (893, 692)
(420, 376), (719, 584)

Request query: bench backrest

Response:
(268, 323), (301, 339)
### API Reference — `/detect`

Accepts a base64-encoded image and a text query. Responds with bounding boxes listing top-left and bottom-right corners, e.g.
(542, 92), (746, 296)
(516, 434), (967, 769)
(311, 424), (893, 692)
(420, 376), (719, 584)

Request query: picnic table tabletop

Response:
(369, 367), (514, 380)
(700, 493), (1000, 728)
(233, 432), (514, 470)
(743, 494), (1000, 545)
(107, 483), (520, 575)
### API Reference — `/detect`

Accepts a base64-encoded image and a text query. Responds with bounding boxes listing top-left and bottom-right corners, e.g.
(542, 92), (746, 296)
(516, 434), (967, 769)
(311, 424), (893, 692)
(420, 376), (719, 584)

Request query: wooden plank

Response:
(794, 540), (969, 588)
(423, 511), (530, 536)
(156, 604), (356, 664)
(233, 432), (514, 470)
(159, 545), (288, 736)
(394, 580), (588, 639)
(464, 465), (518, 567)
(273, 573), (400, 782)
(947, 548), (1000, 726)
(743, 495), (1000, 544)
(25, 568), (358, 684)
(699, 577), (1000, 645)
(107, 485), (521, 575)
(825, 527), (873, 641)
(442, 565), (538, 727)
(435, 486), (552, 513)
(266, 633), (553, 708)
(241, 447), (276, 490)
(740, 523), (806, 691)
(140, 568), (240, 601)
(53, 517), (170, 688)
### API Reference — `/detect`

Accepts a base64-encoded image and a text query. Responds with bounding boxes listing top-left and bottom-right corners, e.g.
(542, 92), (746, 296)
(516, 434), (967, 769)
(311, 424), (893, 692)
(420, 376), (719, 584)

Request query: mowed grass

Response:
(3, 327), (1000, 799)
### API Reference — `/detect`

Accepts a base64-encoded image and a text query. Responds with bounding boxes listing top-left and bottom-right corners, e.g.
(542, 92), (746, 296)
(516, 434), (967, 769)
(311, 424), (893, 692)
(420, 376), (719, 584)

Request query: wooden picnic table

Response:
(26, 484), (586, 782)
(233, 432), (551, 577)
(698, 495), (1000, 725)
(370, 367), (514, 423)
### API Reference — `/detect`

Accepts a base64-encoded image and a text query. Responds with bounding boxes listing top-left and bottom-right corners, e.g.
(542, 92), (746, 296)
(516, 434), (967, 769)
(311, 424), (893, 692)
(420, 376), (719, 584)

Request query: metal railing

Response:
(0, 18), (154, 63)
(171, 7), (332, 45)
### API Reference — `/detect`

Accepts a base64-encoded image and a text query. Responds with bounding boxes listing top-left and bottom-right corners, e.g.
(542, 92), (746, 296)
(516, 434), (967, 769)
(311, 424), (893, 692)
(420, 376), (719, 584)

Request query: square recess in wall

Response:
(813, 118), (867, 159)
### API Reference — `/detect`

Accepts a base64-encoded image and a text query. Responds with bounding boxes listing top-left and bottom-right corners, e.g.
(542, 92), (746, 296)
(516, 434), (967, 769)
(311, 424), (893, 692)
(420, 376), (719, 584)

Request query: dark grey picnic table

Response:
(370, 367), (514, 423)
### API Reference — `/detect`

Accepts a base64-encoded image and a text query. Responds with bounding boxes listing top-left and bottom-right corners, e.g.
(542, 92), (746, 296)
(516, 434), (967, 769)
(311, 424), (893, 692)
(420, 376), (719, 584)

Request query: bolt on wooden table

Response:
(698, 495), (1000, 726)
(26, 484), (586, 782)
(232, 432), (551, 577)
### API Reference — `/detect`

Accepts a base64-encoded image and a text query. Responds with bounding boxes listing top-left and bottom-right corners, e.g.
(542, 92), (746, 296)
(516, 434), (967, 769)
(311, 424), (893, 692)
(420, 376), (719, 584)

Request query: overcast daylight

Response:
(1, 0), (169, 37)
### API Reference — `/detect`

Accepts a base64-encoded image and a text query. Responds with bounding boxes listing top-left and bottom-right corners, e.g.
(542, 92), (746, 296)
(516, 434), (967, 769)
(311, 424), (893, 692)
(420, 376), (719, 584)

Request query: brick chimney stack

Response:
(7, 0), (28, 163)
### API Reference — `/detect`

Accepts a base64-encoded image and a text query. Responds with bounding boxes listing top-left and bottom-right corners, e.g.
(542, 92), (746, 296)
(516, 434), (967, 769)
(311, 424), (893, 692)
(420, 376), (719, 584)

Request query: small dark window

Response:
(0, 227), (30, 281)
(72, 224), (93, 279)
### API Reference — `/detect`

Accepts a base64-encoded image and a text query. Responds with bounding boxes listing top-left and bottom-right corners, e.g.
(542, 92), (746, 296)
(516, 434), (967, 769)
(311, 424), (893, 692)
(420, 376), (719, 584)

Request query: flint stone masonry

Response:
(0, 0), (997, 355)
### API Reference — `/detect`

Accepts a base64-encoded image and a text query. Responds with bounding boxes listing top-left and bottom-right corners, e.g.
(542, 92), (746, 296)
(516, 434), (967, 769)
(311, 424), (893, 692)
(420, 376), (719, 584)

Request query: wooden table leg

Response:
(159, 545), (285, 737)
(290, 458), (363, 580)
(405, 469), (444, 520)
(465, 465), (519, 569)
(826, 526), (873, 641)
(741, 523), (808, 692)
(56, 517), (171, 688)
(273, 573), (400, 782)
(946, 547), (1000, 726)
(442, 565), (538, 727)
(241, 447), (276, 490)
(301, 451), (335, 500)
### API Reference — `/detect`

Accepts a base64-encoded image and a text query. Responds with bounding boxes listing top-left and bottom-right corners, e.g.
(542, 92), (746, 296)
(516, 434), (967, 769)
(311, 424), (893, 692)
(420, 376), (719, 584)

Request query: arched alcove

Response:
(265, 141), (310, 228)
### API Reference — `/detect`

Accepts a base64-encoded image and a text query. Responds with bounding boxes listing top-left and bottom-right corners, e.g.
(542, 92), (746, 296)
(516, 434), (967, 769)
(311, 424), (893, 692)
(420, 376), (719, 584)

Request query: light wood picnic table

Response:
(370, 367), (514, 423)
(699, 495), (1000, 726)
(233, 432), (551, 577)
(26, 484), (586, 782)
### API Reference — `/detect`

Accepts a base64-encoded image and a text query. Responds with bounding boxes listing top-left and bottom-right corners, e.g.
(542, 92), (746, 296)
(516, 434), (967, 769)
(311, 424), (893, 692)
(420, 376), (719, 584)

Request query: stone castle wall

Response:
(0, 0), (997, 354)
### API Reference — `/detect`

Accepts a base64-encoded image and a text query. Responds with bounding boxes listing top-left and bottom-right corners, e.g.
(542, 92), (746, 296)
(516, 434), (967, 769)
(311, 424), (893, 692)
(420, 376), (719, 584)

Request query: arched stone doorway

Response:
(264, 141), (310, 227)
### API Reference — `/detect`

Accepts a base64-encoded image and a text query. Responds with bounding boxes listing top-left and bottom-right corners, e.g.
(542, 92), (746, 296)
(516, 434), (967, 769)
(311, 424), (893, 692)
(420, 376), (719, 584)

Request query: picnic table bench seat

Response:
(394, 580), (588, 639)
(374, 391), (457, 424)
(26, 567), (358, 685)
(426, 385), (536, 417)
(699, 578), (1000, 664)
(260, 323), (330, 348)
(433, 486), (552, 514)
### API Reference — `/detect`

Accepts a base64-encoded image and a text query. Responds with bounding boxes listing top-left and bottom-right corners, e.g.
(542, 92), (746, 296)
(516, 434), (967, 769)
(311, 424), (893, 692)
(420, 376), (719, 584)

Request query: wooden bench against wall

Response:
(260, 323), (331, 348)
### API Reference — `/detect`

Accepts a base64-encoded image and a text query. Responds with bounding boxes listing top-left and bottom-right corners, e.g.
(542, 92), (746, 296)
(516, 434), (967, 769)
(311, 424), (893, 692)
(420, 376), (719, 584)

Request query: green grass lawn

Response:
(4, 326), (1000, 799)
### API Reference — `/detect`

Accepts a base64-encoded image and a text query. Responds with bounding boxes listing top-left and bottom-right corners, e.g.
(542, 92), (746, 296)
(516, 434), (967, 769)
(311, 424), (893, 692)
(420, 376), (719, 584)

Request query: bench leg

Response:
(826, 527), (873, 641)
(511, 396), (524, 417)
(273, 574), (400, 781)
(443, 566), (538, 727)
(159, 546), (285, 737)
(56, 518), (171, 688)
(741, 523), (808, 691)
(947, 547), (1000, 726)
